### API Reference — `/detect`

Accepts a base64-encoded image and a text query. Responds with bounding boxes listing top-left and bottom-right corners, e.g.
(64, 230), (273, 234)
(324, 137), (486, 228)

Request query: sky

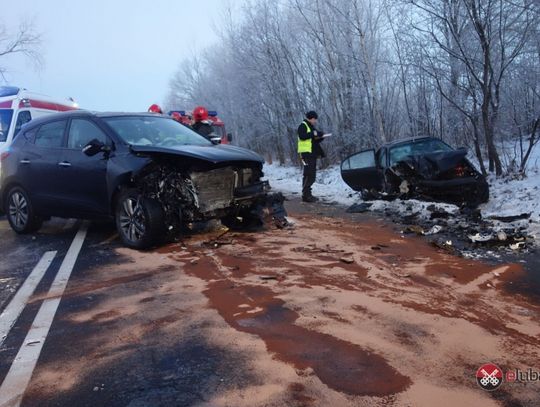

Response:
(0, 0), (226, 111)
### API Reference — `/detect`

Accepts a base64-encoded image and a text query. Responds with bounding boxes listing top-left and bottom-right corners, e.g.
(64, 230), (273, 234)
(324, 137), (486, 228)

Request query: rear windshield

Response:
(104, 116), (212, 147)
(0, 109), (14, 142)
(389, 139), (453, 165)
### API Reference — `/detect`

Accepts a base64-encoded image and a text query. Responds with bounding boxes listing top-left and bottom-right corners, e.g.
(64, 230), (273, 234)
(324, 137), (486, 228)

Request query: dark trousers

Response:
(301, 154), (317, 197)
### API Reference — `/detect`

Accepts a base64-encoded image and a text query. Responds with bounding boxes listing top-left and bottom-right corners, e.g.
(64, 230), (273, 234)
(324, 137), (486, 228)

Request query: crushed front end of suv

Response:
(0, 111), (286, 248)
(341, 137), (489, 207)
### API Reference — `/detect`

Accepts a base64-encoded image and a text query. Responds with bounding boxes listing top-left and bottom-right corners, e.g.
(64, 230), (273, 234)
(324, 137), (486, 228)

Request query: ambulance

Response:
(0, 86), (78, 152)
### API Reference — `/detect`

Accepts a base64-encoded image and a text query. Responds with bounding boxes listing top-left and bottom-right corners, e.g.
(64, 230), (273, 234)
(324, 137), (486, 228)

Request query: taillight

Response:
(0, 151), (10, 162)
(454, 164), (466, 177)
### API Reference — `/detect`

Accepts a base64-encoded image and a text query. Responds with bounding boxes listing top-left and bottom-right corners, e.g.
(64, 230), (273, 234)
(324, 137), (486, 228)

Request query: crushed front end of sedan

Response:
(132, 153), (288, 235)
(341, 137), (489, 207)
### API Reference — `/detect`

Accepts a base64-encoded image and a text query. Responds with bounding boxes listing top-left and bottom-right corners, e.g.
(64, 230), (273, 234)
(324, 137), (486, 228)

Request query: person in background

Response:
(297, 110), (326, 203)
(191, 106), (214, 140)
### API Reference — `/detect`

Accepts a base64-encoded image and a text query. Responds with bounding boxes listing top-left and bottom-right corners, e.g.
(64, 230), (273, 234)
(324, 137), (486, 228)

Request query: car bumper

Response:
(233, 180), (271, 200)
(416, 176), (489, 203)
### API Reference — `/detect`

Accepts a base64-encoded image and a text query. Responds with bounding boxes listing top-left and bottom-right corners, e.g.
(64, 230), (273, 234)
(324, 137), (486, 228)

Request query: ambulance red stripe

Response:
(19, 99), (77, 111)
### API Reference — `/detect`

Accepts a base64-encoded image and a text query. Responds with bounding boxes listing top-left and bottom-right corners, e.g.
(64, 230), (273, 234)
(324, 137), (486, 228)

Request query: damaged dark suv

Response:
(0, 111), (284, 248)
(341, 137), (489, 206)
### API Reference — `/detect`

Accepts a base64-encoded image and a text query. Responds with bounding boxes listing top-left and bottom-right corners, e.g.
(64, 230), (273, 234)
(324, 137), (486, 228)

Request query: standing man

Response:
(298, 111), (326, 202)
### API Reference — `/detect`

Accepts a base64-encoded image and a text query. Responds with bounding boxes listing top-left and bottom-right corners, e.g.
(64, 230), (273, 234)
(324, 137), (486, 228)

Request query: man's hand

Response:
(313, 130), (324, 141)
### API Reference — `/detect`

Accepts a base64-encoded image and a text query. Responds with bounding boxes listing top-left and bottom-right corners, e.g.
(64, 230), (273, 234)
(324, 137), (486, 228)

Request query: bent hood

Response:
(395, 148), (469, 179)
(130, 144), (264, 164)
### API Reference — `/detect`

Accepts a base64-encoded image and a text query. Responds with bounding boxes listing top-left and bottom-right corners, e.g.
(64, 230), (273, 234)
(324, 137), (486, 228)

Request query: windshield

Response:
(389, 139), (453, 165)
(0, 109), (14, 142)
(104, 116), (212, 147)
(211, 124), (225, 139)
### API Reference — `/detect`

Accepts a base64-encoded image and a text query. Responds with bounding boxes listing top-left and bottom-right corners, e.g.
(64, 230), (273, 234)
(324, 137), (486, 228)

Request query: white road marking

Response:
(0, 222), (88, 407)
(0, 251), (57, 347)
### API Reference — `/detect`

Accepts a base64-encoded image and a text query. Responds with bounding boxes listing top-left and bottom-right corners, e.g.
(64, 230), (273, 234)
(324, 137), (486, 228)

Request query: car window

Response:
(14, 111), (32, 137)
(104, 116), (212, 147)
(389, 139), (453, 166)
(0, 109), (14, 142)
(34, 120), (67, 148)
(68, 119), (108, 149)
(342, 150), (376, 170)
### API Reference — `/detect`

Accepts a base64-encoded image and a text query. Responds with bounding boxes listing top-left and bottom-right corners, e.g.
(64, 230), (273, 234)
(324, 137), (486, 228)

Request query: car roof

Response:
(22, 110), (170, 131)
(382, 136), (440, 148)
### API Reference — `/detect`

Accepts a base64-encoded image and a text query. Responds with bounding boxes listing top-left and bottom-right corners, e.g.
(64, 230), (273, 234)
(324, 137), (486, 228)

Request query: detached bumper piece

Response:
(234, 180), (270, 199)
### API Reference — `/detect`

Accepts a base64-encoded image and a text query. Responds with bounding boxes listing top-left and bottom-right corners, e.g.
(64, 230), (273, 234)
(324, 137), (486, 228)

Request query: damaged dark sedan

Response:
(0, 111), (285, 248)
(341, 137), (489, 206)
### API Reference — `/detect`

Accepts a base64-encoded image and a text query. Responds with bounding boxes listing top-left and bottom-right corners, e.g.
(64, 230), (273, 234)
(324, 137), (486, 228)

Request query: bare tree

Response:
(0, 19), (42, 80)
(167, 0), (540, 175)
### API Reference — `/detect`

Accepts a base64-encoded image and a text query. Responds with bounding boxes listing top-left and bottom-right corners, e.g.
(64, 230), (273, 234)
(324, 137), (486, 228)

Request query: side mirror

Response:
(210, 136), (222, 144)
(82, 139), (109, 156)
(227, 133), (233, 142)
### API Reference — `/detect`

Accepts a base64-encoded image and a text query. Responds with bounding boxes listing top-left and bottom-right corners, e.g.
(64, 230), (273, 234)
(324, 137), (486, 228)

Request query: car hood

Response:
(395, 148), (471, 179)
(130, 144), (264, 164)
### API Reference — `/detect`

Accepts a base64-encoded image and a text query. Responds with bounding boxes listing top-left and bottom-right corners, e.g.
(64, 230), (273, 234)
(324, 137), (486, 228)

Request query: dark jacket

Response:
(298, 119), (325, 158)
(192, 121), (214, 139)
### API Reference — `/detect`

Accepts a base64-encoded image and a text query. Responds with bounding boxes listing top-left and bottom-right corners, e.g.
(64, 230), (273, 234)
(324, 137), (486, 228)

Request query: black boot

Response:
(302, 195), (317, 203)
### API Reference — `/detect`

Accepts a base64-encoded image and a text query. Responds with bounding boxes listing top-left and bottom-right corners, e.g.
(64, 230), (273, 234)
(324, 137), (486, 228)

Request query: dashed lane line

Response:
(0, 251), (57, 347)
(0, 222), (88, 407)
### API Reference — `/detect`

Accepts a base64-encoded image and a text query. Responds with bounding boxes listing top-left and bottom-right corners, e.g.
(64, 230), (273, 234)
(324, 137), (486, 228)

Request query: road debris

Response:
(340, 256), (355, 264)
(488, 213), (531, 222)
(350, 198), (535, 257)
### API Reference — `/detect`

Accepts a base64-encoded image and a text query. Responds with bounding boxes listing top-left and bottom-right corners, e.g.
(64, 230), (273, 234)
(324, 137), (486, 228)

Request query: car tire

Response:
(115, 188), (165, 250)
(5, 186), (43, 234)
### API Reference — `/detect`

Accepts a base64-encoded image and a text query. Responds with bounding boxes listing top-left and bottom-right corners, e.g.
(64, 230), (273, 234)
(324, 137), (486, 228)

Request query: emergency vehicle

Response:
(168, 109), (232, 144)
(0, 86), (78, 151)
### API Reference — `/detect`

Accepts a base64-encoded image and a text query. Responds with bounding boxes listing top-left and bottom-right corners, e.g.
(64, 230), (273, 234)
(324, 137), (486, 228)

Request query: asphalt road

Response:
(0, 200), (539, 407)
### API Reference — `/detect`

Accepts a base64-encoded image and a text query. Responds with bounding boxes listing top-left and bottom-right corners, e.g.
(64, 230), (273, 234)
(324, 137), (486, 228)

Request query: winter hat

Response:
(306, 111), (318, 120)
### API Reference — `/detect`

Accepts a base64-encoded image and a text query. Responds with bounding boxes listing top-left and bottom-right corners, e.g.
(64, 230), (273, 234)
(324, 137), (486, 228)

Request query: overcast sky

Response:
(1, 0), (226, 111)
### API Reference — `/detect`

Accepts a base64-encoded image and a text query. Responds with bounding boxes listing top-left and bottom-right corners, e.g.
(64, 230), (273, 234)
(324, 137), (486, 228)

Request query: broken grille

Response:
(190, 167), (236, 213)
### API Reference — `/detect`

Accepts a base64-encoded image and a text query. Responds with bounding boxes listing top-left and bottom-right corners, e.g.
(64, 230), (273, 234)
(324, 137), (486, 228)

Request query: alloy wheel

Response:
(8, 192), (29, 229)
(119, 197), (146, 242)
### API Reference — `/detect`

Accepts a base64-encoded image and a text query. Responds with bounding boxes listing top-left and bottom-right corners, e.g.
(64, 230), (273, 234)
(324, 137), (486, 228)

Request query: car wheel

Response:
(115, 189), (165, 250)
(5, 187), (43, 234)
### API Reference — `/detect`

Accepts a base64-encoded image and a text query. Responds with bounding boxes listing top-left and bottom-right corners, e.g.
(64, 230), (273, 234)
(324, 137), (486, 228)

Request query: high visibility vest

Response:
(297, 121), (312, 153)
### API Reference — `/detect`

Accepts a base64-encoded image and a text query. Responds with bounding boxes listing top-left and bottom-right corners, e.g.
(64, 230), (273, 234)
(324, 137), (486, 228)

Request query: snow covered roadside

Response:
(480, 170), (540, 241)
(263, 164), (359, 206)
(263, 152), (540, 245)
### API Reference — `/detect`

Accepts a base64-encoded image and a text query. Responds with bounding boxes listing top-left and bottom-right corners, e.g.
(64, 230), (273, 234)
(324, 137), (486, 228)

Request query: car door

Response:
(18, 120), (67, 213)
(341, 149), (383, 191)
(58, 118), (111, 216)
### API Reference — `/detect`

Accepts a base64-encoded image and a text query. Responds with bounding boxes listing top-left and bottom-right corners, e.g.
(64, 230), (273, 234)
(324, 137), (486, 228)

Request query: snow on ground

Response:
(263, 142), (540, 243)
(263, 163), (360, 206)
(480, 170), (540, 241)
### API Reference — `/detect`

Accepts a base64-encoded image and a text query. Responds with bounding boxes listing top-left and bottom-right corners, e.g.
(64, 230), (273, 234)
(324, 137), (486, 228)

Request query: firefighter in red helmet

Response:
(191, 106), (214, 140)
(148, 104), (163, 114)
